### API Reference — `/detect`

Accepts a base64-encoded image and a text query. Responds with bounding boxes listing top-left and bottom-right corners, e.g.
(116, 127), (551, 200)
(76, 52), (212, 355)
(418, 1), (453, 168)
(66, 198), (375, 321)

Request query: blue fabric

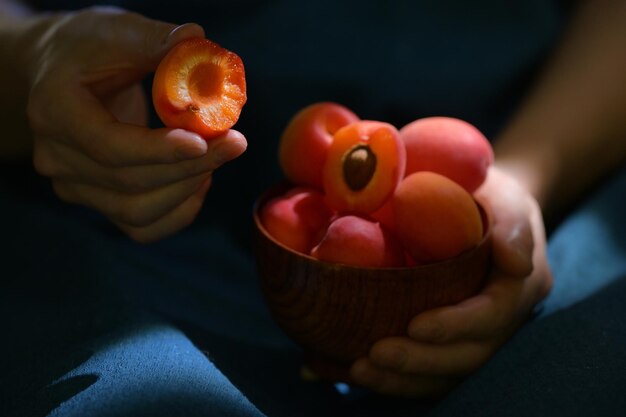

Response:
(3, 1), (626, 416)
(3, 166), (625, 417)
(541, 167), (626, 316)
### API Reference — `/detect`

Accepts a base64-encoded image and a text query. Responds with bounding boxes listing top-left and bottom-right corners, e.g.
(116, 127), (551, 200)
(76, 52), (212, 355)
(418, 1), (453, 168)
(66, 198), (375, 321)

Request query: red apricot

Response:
(279, 102), (359, 189)
(323, 121), (405, 214)
(260, 187), (335, 254)
(311, 215), (405, 268)
(400, 117), (493, 193)
(392, 172), (483, 263)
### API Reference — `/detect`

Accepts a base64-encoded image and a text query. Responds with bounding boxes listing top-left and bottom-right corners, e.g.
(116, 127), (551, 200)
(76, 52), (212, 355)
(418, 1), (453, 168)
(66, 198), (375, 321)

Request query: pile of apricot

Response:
(260, 102), (493, 268)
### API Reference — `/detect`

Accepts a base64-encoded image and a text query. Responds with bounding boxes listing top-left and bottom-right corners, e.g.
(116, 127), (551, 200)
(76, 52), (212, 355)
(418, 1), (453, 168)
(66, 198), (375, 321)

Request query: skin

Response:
(350, 0), (626, 397)
(0, 4), (247, 243)
(2, 0), (625, 400)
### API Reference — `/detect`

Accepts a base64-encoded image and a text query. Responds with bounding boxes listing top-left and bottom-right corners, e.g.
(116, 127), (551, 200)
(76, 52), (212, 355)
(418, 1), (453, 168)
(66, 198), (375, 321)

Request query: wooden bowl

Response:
(253, 185), (492, 382)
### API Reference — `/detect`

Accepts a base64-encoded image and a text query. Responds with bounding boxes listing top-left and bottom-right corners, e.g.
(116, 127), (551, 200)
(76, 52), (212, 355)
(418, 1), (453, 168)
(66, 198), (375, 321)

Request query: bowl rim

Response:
(253, 182), (492, 272)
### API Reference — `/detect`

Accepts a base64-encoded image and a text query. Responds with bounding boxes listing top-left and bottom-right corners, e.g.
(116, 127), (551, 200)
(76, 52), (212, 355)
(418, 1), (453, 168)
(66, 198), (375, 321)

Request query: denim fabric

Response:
(4, 1), (625, 416)
(2, 168), (625, 417)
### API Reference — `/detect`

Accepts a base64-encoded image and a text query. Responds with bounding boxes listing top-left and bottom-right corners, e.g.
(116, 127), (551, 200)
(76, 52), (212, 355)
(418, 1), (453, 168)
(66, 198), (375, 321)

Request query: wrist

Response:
(0, 11), (63, 159)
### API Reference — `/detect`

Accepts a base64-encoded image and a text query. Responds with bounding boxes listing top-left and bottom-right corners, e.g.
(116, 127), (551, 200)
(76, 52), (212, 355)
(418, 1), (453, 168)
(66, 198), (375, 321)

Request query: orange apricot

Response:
(400, 117), (493, 193)
(152, 37), (247, 139)
(310, 215), (405, 268)
(392, 172), (483, 263)
(260, 187), (335, 254)
(279, 102), (359, 189)
(323, 121), (405, 214)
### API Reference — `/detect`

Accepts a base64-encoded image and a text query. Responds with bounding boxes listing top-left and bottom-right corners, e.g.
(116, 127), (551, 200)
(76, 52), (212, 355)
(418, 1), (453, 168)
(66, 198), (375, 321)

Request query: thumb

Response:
(84, 13), (205, 96)
(475, 166), (534, 278)
(491, 206), (534, 277)
(130, 20), (206, 69)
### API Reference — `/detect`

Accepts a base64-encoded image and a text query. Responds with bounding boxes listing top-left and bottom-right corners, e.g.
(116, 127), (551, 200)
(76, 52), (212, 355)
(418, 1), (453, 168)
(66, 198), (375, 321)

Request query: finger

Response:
(490, 201), (534, 278)
(44, 130), (246, 192)
(84, 21), (205, 97)
(101, 16), (205, 71)
(367, 337), (494, 376)
(350, 358), (458, 398)
(115, 177), (212, 243)
(32, 136), (75, 179)
(101, 83), (148, 126)
(475, 167), (534, 277)
(407, 274), (535, 343)
(29, 80), (210, 166)
(78, 13), (205, 89)
(53, 172), (211, 227)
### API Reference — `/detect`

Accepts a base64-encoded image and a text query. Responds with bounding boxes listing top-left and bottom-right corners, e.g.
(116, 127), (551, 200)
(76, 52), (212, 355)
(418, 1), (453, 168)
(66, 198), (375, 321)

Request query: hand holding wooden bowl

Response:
(253, 186), (492, 381)
(254, 103), (495, 381)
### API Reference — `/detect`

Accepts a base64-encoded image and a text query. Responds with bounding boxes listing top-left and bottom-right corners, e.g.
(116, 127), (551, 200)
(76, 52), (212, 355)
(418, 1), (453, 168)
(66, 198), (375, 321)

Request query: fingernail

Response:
(165, 24), (187, 45)
(174, 137), (207, 160)
(507, 224), (534, 273)
(165, 23), (204, 46)
(210, 135), (247, 166)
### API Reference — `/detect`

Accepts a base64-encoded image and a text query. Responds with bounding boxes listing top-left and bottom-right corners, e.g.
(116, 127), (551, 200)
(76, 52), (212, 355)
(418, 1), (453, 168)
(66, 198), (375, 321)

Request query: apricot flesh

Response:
(152, 37), (246, 139)
(311, 215), (405, 268)
(392, 172), (483, 263)
(260, 187), (335, 254)
(400, 117), (493, 193)
(323, 121), (405, 214)
(279, 102), (359, 189)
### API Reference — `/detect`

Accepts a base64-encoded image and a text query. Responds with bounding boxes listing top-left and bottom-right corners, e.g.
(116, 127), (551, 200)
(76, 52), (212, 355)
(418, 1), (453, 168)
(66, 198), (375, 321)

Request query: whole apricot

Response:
(260, 187), (335, 254)
(400, 117), (493, 193)
(392, 172), (483, 263)
(279, 102), (359, 189)
(311, 215), (405, 268)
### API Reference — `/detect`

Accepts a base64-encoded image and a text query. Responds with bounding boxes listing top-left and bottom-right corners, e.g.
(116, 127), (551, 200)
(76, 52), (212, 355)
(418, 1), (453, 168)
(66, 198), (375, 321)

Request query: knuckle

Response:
(26, 84), (51, 134)
(117, 202), (154, 228)
(490, 304), (513, 335)
(87, 144), (120, 168)
(426, 322), (449, 343)
(32, 146), (57, 177)
(415, 356), (438, 375)
(111, 170), (152, 193)
(51, 181), (74, 204)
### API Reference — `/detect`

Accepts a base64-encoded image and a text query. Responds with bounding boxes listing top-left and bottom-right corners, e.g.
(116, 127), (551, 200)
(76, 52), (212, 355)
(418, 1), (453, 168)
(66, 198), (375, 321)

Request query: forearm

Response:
(495, 0), (626, 220)
(0, 0), (45, 159)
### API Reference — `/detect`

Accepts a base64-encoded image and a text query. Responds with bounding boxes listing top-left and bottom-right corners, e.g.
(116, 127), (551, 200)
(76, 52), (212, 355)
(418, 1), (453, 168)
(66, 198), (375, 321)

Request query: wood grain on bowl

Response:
(253, 185), (492, 381)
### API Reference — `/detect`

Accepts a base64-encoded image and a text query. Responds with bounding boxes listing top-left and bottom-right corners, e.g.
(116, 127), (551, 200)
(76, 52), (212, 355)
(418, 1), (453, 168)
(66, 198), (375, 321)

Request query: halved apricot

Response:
(152, 37), (247, 139)
(323, 121), (405, 214)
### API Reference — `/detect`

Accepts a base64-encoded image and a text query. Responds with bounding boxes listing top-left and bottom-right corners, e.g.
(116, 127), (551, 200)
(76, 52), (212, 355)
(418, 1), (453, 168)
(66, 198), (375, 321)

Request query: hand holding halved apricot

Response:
(152, 37), (247, 139)
(24, 8), (247, 243)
